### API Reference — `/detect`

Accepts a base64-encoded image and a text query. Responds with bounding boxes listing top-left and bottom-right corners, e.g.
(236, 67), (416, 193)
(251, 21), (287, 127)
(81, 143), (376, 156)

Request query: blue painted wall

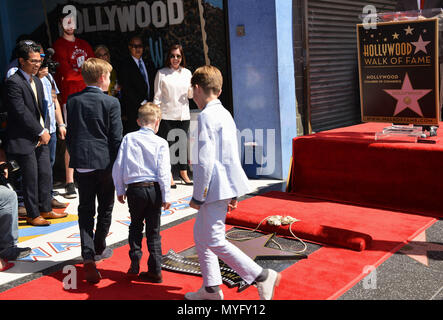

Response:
(228, 0), (297, 179)
(0, 0), (51, 78)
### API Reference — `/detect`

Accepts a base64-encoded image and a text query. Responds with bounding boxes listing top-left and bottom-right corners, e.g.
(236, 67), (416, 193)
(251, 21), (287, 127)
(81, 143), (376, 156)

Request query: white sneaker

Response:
(256, 269), (281, 300)
(184, 286), (224, 300)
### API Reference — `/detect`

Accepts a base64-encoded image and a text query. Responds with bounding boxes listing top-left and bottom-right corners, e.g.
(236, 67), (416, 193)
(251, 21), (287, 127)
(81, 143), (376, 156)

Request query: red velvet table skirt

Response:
(290, 122), (443, 218)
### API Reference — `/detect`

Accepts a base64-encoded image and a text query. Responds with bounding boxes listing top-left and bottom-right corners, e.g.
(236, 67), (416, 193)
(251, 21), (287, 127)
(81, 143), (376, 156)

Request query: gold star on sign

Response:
(393, 32), (400, 39)
(405, 25), (414, 35)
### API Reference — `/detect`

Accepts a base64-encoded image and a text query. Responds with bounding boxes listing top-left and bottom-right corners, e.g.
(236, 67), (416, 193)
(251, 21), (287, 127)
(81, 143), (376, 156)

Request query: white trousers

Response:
(193, 199), (263, 287)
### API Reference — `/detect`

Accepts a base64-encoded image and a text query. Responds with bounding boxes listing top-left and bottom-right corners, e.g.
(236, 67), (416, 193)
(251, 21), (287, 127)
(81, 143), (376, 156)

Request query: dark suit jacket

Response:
(117, 55), (156, 132)
(5, 70), (49, 155)
(396, 0), (443, 10)
(66, 86), (123, 170)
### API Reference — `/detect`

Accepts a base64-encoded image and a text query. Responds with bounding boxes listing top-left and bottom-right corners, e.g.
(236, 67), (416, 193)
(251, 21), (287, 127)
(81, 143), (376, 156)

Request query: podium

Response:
(358, 9), (443, 141)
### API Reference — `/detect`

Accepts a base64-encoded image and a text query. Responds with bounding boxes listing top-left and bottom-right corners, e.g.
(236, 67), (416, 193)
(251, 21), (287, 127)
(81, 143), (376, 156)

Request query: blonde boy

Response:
(112, 102), (171, 282)
(66, 57), (123, 284)
(186, 65), (281, 300)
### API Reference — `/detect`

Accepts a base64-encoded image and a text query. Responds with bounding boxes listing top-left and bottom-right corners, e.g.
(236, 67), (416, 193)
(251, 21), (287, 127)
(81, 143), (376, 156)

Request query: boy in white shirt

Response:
(186, 66), (281, 300)
(112, 103), (171, 282)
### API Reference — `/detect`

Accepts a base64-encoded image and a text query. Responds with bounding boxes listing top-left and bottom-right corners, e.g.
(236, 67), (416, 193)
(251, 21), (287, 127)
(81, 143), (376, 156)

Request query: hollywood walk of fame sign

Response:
(357, 18), (440, 125)
(161, 232), (308, 292)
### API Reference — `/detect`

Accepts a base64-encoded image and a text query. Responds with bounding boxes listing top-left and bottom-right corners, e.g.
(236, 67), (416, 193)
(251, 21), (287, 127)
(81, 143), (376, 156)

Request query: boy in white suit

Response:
(186, 65), (281, 300)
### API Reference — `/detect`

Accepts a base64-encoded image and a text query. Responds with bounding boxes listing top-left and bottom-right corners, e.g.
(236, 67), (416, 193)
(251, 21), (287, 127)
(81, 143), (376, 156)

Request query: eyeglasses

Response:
(96, 52), (110, 58)
(129, 44), (143, 49)
(170, 54), (182, 59)
(27, 59), (43, 65)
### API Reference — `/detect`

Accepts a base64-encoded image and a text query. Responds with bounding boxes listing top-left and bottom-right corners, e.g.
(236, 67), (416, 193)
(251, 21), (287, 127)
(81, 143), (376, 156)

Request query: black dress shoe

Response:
(139, 271), (163, 283)
(84, 262), (101, 284)
(94, 247), (113, 262)
(127, 260), (140, 275)
(179, 176), (193, 185)
(0, 246), (32, 260)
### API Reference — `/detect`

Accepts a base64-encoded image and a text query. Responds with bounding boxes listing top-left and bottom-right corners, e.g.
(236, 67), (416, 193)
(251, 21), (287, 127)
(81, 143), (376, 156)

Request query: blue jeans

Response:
(0, 185), (18, 250)
(48, 132), (57, 167)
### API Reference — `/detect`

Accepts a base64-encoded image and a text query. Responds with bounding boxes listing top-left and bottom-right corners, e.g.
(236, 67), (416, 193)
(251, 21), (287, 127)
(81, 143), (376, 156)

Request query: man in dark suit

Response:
(117, 35), (156, 134)
(5, 40), (67, 226)
(396, 0), (443, 11)
(66, 58), (122, 284)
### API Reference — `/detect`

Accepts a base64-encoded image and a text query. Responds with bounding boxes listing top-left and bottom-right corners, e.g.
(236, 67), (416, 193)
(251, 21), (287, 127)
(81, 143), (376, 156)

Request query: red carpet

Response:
(290, 122), (443, 218)
(1, 123), (439, 299)
(227, 192), (373, 251)
(0, 194), (436, 300)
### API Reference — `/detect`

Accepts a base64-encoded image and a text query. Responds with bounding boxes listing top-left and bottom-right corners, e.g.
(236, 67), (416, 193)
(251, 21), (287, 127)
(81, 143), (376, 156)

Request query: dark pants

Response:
(48, 132), (57, 197)
(75, 169), (114, 261)
(8, 145), (52, 219)
(126, 183), (162, 274)
(158, 119), (190, 171)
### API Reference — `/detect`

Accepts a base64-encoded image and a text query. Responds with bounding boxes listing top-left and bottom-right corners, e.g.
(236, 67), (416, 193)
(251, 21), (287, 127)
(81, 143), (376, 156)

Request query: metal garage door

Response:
(305, 0), (396, 132)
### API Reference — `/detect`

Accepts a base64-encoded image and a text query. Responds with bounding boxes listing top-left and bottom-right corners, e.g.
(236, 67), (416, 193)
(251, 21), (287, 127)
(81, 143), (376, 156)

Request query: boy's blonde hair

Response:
(138, 102), (161, 126)
(191, 65), (223, 95)
(81, 58), (112, 85)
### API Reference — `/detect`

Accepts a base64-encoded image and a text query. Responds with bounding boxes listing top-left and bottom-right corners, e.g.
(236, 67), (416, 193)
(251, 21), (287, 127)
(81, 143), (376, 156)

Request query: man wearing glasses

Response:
(4, 40), (65, 226)
(117, 35), (156, 134)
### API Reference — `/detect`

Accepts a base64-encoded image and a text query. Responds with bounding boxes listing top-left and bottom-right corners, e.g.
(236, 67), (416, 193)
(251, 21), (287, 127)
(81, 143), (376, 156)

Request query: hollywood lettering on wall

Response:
(357, 19), (440, 125)
(30, 0), (229, 108)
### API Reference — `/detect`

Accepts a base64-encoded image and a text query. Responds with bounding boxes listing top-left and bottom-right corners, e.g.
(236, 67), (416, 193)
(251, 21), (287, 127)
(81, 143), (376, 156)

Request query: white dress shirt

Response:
(153, 67), (192, 121)
(112, 127), (171, 203)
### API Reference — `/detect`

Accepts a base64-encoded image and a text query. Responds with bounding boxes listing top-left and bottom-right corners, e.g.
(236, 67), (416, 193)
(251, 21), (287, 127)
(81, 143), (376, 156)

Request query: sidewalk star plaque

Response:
(357, 18), (440, 125)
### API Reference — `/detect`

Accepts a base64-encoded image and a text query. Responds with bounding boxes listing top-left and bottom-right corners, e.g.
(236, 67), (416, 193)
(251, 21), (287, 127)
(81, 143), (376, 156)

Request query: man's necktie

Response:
(29, 77), (38, 103)
(30, 77), (44, 128)
(138, 59), (150, 98)
(421, 0), (425, 10)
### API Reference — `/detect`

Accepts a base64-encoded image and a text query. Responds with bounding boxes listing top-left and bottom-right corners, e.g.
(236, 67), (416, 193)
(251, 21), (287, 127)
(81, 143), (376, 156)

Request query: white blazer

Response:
(191, 99), (250, 205)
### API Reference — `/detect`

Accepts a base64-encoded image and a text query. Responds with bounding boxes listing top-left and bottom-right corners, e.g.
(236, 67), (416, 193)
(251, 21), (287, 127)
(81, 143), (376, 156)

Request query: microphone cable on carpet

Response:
(225, 215), (308, 255)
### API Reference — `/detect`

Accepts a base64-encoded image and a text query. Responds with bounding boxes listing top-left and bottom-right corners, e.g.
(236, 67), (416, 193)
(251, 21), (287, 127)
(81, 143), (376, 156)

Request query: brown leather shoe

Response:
(84, 262), (101, 284)
(51, 199), (68, 209)
(26, 216), (51, 226)
(40, 211), (68, 219)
